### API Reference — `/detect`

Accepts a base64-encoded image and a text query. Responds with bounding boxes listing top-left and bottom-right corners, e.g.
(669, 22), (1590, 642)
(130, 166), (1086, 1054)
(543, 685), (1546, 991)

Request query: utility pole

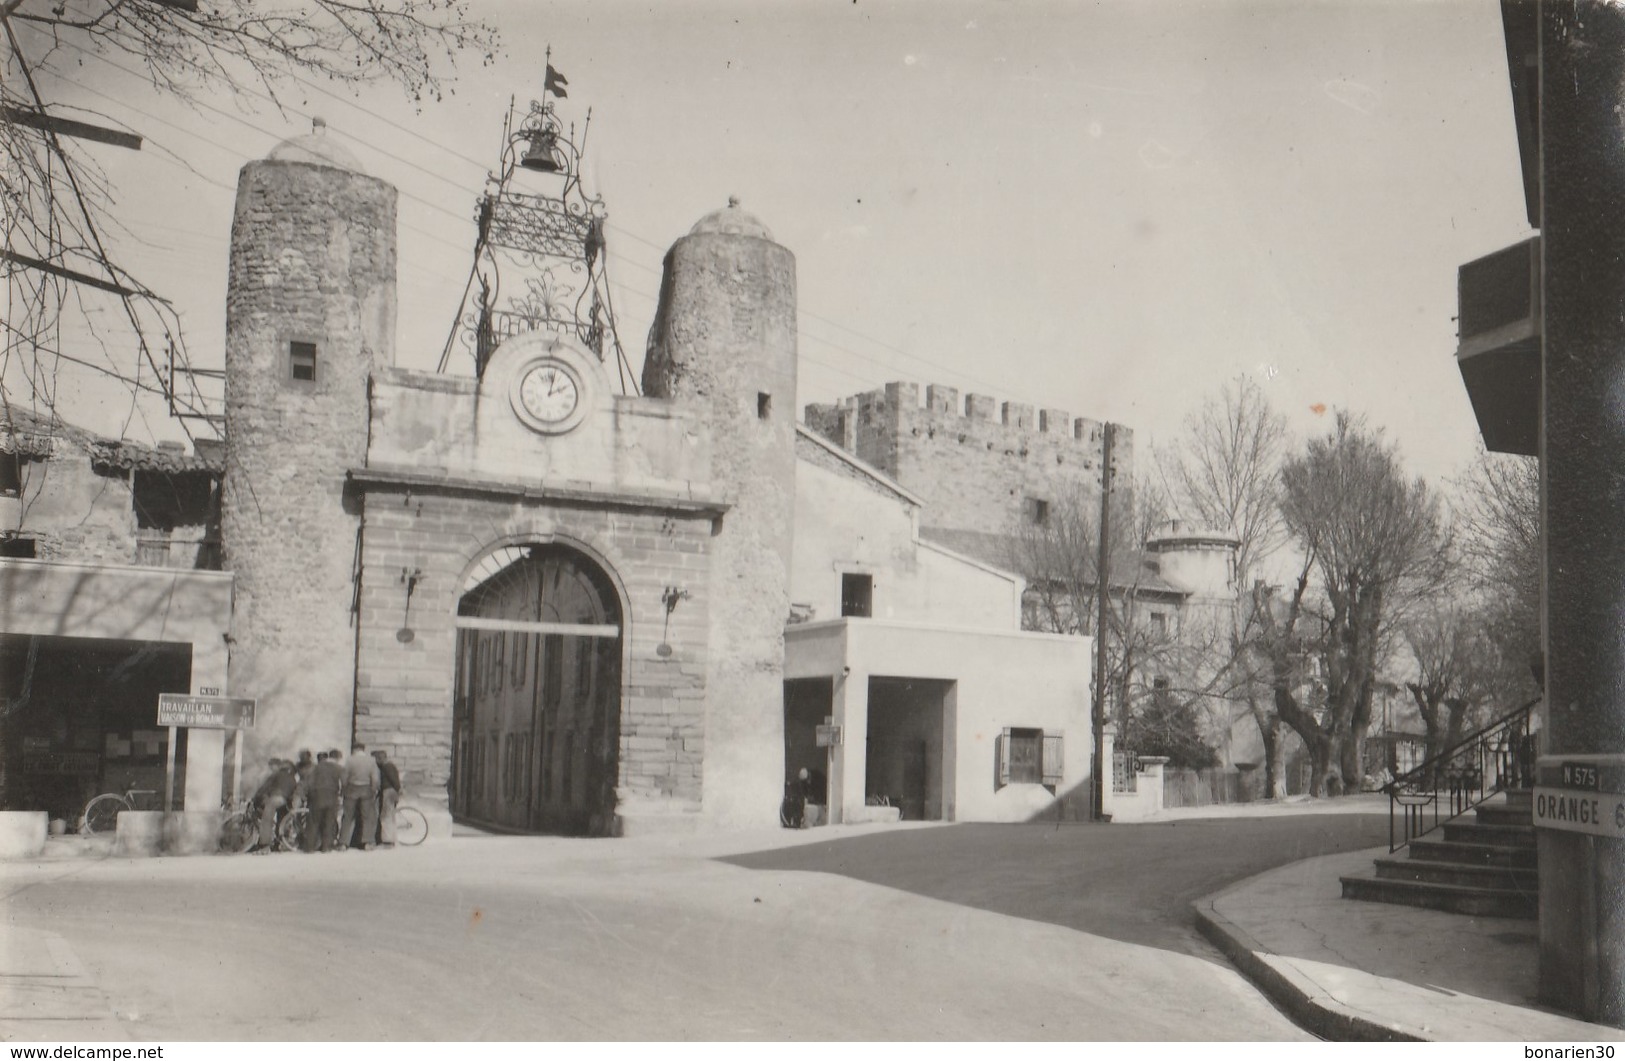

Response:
(1092, 422), (1115, 821)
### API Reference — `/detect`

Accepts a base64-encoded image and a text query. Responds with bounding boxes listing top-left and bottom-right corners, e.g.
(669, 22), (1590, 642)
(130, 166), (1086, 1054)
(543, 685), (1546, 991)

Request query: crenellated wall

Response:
(805, 381), (1133, 537)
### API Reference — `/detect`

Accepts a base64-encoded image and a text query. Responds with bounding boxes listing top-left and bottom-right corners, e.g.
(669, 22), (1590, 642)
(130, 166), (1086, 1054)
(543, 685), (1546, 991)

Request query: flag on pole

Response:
(544, 65), (569, 99)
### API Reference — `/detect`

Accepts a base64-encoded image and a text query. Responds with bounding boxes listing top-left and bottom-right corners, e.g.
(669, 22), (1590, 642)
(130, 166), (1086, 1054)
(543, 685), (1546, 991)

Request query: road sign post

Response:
(157, 694), (257, 810)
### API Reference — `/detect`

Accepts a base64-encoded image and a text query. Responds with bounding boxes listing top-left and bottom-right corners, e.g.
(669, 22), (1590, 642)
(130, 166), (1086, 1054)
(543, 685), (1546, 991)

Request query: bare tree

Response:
(1156, 375), (1291, 797)
(2, 0), (498, 439)
(1402, 603), (1497, 768)
(1010, 476), (1180, 735)
(1261, 414), (1451, 796)
(1452, 450), (1542, 703)
(1157, 375), (1288, 584)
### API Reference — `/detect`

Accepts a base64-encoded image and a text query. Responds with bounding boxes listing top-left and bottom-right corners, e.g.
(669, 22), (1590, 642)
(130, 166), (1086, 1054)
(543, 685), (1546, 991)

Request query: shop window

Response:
(289, 341), (317, 382)
(840, 573), (872, 618)
(995, 727), (1064, 790)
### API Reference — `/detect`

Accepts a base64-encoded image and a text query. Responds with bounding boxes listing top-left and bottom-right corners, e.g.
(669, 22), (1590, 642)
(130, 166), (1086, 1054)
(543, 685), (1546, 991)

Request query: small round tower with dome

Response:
(220, 118), (398, 761)
(644, 196), (798, 829)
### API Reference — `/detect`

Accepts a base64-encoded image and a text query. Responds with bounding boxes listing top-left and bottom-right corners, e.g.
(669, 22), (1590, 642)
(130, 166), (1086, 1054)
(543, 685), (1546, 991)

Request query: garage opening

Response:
(0, 635), (192, 821)
(865, 677), (951, 821)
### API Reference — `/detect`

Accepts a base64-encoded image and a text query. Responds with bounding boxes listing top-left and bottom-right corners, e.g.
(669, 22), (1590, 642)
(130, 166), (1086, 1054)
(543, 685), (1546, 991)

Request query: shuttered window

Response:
(994, 727), (1065, 790)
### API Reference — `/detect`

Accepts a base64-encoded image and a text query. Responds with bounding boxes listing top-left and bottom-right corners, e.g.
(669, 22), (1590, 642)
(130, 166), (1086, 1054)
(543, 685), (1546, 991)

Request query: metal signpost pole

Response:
(164, 726), (178, 813)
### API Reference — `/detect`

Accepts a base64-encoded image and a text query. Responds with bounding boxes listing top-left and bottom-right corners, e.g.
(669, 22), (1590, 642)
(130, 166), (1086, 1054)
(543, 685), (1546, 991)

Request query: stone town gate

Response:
(449, 541), (624, 836)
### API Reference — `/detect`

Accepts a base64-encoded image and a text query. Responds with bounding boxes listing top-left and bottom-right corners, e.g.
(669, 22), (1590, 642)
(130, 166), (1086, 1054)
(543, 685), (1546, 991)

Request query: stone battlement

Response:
(803, 382), (1132, 540)
(806, 381), (1112, 453)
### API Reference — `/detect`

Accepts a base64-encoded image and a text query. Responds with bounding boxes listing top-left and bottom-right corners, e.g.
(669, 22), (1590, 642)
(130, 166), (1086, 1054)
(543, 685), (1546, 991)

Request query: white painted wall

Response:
(786, 619), (1092, 824)
(791, 458), (1021, 628)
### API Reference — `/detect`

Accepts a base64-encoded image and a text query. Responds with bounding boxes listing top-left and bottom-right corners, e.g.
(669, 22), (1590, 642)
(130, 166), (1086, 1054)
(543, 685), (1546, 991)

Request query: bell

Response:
(520, 132), (560, 173)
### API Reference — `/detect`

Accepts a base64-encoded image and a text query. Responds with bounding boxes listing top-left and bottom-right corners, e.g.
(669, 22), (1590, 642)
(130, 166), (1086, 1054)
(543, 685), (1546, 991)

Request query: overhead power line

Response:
(49, 39), (1076, 416)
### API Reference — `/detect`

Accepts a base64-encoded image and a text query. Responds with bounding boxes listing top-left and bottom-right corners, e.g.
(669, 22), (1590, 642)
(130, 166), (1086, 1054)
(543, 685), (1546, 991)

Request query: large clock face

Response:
(515, 361), (581, 431)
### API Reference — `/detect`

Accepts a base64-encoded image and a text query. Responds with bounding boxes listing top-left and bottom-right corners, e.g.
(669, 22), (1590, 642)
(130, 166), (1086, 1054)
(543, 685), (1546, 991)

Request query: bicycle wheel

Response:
(275, 807), (309, 852)
(218, 811), (256, 853)
(393, 806), (428, 846)
(80, 794), (127, 836)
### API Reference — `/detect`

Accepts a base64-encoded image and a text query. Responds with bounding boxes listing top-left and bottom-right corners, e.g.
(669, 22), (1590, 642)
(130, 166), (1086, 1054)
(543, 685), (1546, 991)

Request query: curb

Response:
(1193, 876), (1423, 1042)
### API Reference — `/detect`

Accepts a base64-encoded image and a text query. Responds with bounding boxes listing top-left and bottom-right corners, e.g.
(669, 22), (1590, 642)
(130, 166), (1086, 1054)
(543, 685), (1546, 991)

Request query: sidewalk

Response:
(0, 927), (127, 1041)
(1194, 846), (1622, 1041)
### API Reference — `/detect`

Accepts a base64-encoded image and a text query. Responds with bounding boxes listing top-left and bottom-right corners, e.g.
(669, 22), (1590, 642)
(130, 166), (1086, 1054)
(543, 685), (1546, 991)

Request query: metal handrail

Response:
(1383, 696), (1540, 852)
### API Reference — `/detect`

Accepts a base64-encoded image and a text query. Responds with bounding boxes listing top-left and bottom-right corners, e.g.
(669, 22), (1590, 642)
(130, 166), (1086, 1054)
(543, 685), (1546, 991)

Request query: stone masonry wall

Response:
(221, 158), (397, 766)
(13, 454), (135, 564)
(806, 382), (1134, 538)
(353, 486), (713, 814)
(644, 221), (798, 830)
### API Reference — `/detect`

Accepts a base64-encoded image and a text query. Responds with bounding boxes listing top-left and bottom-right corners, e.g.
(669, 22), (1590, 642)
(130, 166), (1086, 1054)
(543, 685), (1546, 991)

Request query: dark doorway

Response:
(783, 677), (834, 793)
(0, 635), (192, 819)
(451, 544), (622, 836)
(865, 677), (951, 821)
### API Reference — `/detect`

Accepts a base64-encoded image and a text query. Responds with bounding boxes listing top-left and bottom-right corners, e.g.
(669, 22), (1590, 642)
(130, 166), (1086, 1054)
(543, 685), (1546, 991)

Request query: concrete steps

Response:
(1341, 874), (1538, 919)
(1371, 855), (1536, 890)
(1441, 820), (1536, 846)
(1407, 837), (1536, 868)
(1341, 793), (1537, 920)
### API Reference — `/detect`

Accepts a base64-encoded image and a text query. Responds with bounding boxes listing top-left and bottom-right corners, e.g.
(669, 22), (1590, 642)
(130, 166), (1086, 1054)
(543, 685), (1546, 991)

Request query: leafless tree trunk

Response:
(1269, 414), (1451, 796)
(1156, 375), (1290, 790)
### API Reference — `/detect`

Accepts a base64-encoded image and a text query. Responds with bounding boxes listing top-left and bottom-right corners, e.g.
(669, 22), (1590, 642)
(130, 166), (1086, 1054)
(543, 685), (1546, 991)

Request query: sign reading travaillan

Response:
(1532, 786), (1625, 840)
(157, 693), (256, 729)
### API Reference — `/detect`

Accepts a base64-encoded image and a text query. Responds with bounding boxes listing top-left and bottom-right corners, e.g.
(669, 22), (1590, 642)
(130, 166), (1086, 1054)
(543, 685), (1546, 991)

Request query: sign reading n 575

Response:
(157, 693), (256, 729)
(1533, 786), (1625, 839)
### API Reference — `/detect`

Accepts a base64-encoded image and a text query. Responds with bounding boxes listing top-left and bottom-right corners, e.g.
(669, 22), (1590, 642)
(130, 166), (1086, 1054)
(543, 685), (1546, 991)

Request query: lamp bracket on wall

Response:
(656, 585), (690, 658)
(397, 567), (425, 643)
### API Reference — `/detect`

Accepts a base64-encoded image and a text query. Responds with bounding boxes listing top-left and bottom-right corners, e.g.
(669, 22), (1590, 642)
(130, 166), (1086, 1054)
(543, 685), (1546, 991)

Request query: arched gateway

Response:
(450, 543), (622, 835)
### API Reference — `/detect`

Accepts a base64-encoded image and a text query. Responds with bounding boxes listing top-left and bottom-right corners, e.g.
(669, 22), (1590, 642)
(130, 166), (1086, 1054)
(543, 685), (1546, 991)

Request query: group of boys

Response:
(249, 742), (402, 854)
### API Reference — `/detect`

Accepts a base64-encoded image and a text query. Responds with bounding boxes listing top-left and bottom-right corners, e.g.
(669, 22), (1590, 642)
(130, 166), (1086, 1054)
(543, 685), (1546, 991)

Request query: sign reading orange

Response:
(1532, 786), (1625, 839)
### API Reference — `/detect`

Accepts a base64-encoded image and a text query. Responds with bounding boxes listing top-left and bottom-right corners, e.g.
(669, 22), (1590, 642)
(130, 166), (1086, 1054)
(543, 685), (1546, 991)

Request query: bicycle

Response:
(275, 802), (427, 849)
(392, 805), (428, 847)
(79, 787), (158, 836)
(276, 805), (311, 852)
(218, 799), (258, 853)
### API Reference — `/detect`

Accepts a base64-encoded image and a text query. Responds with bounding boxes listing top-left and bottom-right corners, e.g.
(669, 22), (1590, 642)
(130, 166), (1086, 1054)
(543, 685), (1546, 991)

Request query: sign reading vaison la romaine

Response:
(157, 694), (256, 729)
(1532, 786), (1625, 840)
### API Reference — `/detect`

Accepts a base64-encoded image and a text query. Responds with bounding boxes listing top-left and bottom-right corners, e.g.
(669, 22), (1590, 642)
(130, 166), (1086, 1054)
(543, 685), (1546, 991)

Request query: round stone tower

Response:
(221, 119), (397, 765)
(1145, 521), (1240, 600)
(643, 198), (797, 829)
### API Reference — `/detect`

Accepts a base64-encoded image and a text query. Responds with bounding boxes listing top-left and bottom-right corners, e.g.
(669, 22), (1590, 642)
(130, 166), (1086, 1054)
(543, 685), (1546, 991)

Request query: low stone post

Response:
(114, 811), (163, 857)
(1137, 756), (1171, 817)
(163, 811), (223, 855)
(0, 812), (47, 860)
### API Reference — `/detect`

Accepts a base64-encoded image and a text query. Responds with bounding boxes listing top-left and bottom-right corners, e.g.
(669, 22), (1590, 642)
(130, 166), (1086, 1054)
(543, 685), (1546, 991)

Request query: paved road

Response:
(725, 812), (1392, 956)
(1, 811), (1386, 1041)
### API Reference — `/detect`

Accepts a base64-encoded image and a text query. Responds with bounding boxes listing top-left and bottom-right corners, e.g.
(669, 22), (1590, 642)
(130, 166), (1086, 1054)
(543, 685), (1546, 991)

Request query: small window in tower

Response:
(289, 341), (317, 382)
(840, 573), (873, 618)
(758, 392), (772, 420)
(0, 452), (20, 499)
(0, 535), (36, 558)
(1026, 496), (1050, 526)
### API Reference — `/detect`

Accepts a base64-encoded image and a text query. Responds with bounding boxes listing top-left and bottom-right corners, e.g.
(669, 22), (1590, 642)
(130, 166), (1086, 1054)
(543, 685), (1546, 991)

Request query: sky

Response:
(10, 0), (1533, 490)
